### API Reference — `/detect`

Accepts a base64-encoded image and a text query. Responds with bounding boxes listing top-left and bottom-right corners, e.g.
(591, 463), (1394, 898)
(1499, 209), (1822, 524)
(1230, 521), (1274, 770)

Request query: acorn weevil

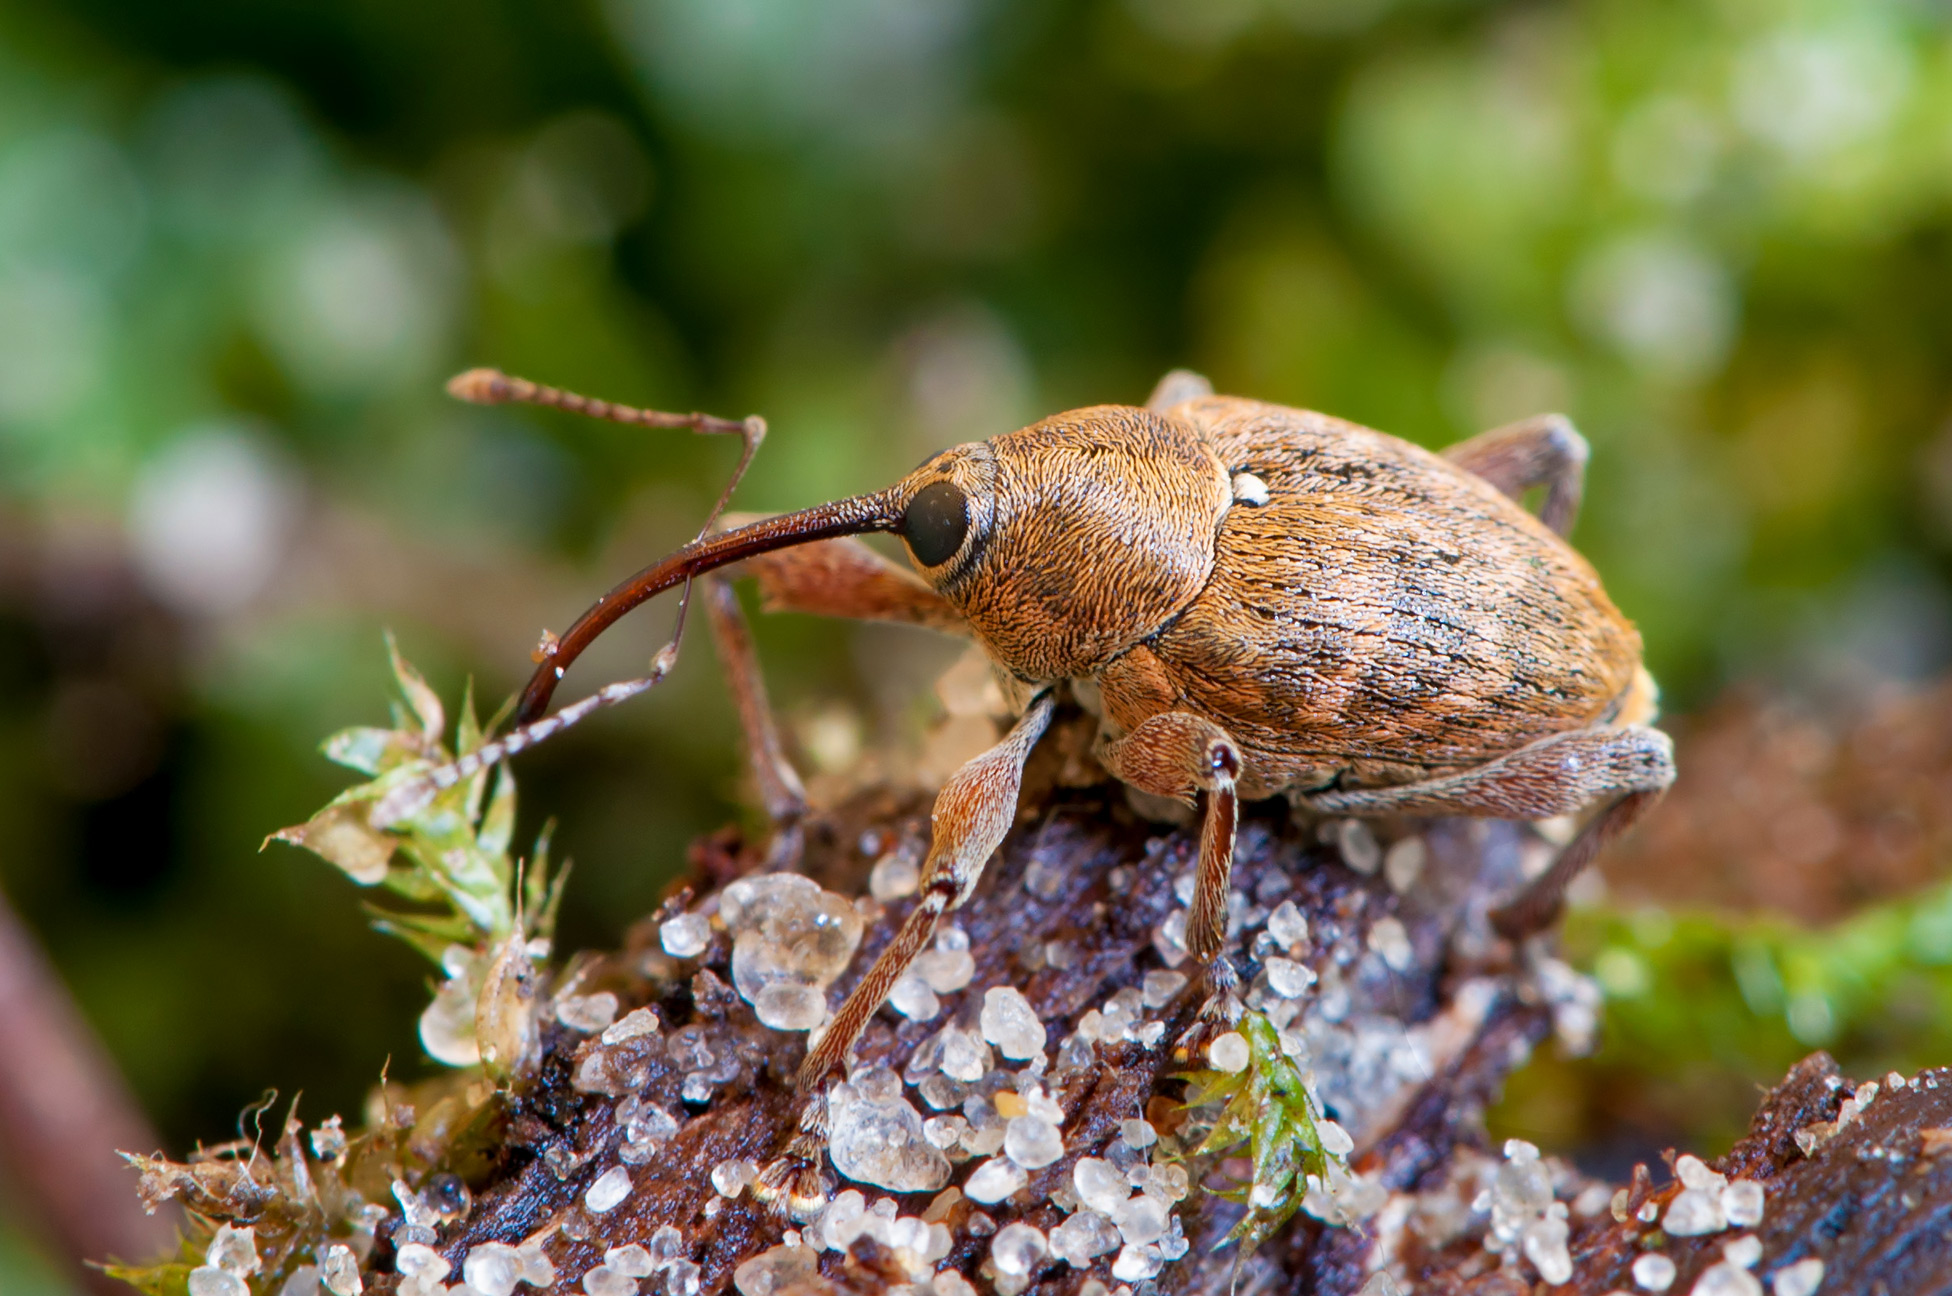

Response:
(429, 364), (1674, 1204)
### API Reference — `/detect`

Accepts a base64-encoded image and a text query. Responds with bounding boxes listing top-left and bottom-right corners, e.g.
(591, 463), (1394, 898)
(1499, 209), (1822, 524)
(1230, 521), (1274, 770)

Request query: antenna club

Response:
(448, 368), (514, 405)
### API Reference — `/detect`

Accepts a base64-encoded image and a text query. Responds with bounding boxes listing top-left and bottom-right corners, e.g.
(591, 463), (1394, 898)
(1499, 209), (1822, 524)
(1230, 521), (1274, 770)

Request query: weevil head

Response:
(891, 405), (1233, 681)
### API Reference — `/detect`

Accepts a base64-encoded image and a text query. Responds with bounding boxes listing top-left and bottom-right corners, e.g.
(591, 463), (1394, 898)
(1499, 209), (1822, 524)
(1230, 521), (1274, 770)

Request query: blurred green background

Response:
(3, 0), (1952, 1282)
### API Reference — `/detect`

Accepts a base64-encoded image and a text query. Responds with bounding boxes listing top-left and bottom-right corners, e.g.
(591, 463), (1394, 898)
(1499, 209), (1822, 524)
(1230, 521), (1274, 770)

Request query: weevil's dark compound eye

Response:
(903, 480), (969, 567)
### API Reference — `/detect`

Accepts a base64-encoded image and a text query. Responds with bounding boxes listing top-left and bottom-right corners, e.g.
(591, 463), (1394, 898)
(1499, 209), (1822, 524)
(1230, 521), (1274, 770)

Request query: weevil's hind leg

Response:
(754, 690), (1056, 1217)
(702, 577), (807, 868)
(1097, 712), (1245, 1019)
(1298, 723), (1675, 938)
(1443, 413), (1589, 537)
(1488, 788), (1664, 939)
(1147, 368), (1214, 413)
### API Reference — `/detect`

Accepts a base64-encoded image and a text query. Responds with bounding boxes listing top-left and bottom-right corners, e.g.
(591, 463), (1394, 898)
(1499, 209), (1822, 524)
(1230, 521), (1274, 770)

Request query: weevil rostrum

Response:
(422, 364), (1674, 1201)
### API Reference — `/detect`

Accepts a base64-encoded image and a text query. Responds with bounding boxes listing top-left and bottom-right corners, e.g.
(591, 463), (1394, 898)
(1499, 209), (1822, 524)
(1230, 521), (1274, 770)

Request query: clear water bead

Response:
(934, 1272), (978, 1296)
(603, 1246), (655, 1279)
(395, 1245), (448, 1283)
(1632, 1252), (1676, 1291)
(188, 1268), (248, 1296)
(939, 1026), (992, 1082)
(1005, 1115), (1064, 1168)
(712, 1158), (757, 1197)
(580, 1266), (636, 1296)
(1772, 1258), (1824, 1296)
(1111, 1243), (1164, 1282)
(1366, 917), (1414, 971)
(1266, 901), (1309, 952)
(1337, 821), (1381, 874)
(1074, 1158), (1130, 1215)
(890, 974), (941, 1021)
(755, 983), (829, 1032)
(1521, 1214), (1572, 1284)
(665, 1259), (701, 1296)
(1690, 1263), (1763, 1296)
(585, 1166), (633, 1214)
(659, 914), (710, 958)
(1207, 1032), (1250, 1073)
(464, 1243), (523, 1296)
(1723, 1236), (1762, 1269)
(732, 1243), (817, 1296)
(557, 992), (619, 1033)
(990, 1222), (1048, 1276)
(869, 849), (920, 900)
(1665, 1188), (1727, 1235)
(601, 1007), (660, 1045)
(207, 1224), (261, 1276)
(1675, 1155), (1723, 1194)
(1141, 970), (1186, 1008)
(914, 943), (976, 993)
(321, 1245), (363, 1296)
(1722, 1179), (1765, 1227)
(722, 875), (864, 1020)
(1153, 909), (1189, 966)
(828, 1080), (951, 1193)
(1049, 1210), (1121, 1265)
(1114, 1194), (1167, 1246)
(1384, 837), (1426, 893)
(981, 986), (1047, 1060)
(965, 1157), (1028, 1203)
(919, 1073), (967, 1110)
(1265, 957), (1316, 998)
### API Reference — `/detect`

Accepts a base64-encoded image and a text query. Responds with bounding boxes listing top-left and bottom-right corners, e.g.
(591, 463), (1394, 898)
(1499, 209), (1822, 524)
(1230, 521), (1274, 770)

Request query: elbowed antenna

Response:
(515, 491), (904, 725)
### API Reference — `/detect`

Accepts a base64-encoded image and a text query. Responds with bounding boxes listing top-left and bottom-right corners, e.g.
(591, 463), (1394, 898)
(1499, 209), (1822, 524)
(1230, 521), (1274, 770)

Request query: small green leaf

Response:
(322, 726), (397, 775)
(386, 629), (445, 740)
(267, 802), (395, 885)
(478, 765), (516, 861)
(100, 1263), (192, 1296)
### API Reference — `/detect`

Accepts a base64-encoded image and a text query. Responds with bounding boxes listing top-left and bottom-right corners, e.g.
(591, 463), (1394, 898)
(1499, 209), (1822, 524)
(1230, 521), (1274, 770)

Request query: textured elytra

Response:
(1138, 397), (1642, 795)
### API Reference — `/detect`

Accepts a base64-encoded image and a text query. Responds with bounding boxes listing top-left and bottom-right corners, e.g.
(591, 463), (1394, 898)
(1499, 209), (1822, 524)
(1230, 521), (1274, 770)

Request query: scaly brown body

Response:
(432, 365), (1676, 1216)
(1100, 396), (1643, 798)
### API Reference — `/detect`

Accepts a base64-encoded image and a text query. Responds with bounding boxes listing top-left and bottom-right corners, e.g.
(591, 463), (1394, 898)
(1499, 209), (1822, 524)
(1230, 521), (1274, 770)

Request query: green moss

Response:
(1180, 1012), (1346, 1257)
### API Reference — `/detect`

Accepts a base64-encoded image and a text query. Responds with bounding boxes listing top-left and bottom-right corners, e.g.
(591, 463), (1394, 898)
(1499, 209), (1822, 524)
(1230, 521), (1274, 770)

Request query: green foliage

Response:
(1182, 1012), (1342, 1256)
(1567, 880), (1952, 1137)
(270, 634), (563, 966)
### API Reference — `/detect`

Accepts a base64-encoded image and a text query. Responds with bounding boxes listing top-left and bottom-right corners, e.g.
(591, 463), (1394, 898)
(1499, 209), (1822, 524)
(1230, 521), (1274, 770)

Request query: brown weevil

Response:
(426, 364), (1674, 1205)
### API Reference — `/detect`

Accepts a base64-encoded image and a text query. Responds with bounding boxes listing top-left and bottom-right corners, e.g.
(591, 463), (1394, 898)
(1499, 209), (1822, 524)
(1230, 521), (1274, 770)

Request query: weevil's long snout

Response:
(515, 490), (903, 724)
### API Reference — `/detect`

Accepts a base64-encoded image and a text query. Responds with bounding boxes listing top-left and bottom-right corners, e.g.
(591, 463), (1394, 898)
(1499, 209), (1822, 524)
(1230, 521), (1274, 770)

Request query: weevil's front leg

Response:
(729, 531), (970, 635)
(758, 690), (1055, 1214)
(1298, 723), (1675, 938)
(1097, 712), (1245, 1014)
(702, 577), (807, 866)
(1147, 368), (1214, 413)
(1443, 413), (1589, 537)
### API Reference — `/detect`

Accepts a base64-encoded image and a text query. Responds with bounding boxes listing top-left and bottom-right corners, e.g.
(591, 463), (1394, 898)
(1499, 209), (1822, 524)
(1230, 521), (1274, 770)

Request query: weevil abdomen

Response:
(1123, 396), (1643, 797)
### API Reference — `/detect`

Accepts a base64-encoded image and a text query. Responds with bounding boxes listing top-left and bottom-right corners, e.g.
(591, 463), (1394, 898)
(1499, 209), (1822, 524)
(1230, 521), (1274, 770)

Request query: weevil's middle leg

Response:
(1443, 413), (1589, 537)
(1097, 712), (1245, 1018)
(755, 690), (1055, 1215)
(702, 577), (807, 867)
